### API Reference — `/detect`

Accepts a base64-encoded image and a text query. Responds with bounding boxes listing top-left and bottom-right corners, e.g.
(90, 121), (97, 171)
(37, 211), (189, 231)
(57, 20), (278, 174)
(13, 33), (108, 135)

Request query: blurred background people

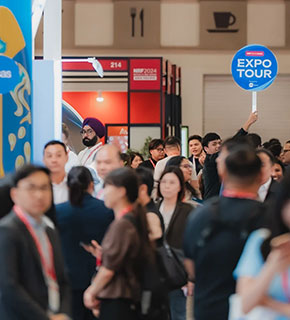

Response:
(78, 117), (105, 167)
(188, 135), (204, 176)
(157, 166), (193, 320)
(62, 123), (79, 173)
(139, 138), (165, 171)
(272, 158), (285, 182)
(166, 156), (201, 205)
(43, 140), (69, 205)
(129, 152), (144, 169)
(256, 149), (278, 204)
(55, 166), (114, 320)
(92, 145), (123, 199)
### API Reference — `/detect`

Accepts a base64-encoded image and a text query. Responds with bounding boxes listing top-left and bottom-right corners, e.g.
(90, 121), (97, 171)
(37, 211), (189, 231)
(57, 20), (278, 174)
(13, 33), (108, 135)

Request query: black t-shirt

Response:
(183, 196), (265, 320)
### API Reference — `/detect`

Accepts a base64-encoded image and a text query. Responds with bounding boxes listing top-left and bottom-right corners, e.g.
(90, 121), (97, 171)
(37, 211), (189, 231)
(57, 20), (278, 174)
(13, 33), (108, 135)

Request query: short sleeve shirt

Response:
(234, 229), (290, 314)
(98, 215), (141, 300)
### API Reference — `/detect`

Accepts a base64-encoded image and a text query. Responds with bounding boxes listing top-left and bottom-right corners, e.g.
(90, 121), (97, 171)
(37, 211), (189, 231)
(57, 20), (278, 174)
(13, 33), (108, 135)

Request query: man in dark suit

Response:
(0, 165), (71, 320)
(256, 148), (278, 204)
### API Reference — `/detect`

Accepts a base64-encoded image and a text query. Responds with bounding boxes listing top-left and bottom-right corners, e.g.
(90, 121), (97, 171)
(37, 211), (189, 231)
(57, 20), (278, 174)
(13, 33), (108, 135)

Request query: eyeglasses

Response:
(156, 148), (164, 152)
(80, 129), (94, 136)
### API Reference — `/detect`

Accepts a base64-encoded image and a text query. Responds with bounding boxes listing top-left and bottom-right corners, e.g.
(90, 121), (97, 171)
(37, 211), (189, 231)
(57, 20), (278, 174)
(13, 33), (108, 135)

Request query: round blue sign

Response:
(0, 55), (20, 94)
(231, 44), (278, 91)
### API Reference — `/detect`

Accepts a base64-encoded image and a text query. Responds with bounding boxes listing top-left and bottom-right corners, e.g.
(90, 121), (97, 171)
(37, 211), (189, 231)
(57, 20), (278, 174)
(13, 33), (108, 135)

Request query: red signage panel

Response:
(130, 59), (161, 90)
(62, 59), (128, 71)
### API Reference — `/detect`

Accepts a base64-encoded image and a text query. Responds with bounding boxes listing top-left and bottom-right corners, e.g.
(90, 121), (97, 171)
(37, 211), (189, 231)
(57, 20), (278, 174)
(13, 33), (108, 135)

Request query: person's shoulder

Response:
(177, 201), (194, 213)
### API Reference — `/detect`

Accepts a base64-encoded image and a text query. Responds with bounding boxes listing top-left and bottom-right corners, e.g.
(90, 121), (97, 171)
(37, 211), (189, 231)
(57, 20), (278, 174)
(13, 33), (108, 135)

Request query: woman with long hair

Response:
(234, 173), (290, 319)
(83, 167), (154, 320)
(130, 152), (144, 169)
(157, 166), (193, 320)
(166, 156), (201, 204)
(55, 166), (114, 320)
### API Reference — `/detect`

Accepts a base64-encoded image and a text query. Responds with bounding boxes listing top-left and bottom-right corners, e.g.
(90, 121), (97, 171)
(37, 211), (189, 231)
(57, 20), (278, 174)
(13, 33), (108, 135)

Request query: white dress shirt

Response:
(258, 177), (272, 202)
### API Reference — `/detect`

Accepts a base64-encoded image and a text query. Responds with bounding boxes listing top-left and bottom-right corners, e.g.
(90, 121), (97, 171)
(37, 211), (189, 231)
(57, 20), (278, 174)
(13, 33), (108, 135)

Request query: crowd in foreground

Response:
(1, 112), (290, 320)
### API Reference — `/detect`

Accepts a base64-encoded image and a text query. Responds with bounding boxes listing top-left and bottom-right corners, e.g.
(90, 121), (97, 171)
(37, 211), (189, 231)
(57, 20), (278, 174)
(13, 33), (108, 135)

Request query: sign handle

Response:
(252, 91), (257, 113)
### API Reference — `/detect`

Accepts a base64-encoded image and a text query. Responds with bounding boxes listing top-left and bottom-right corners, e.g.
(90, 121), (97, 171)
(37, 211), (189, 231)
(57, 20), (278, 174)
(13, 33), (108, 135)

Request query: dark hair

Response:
(164, 136), (181, 148)
(157, 166), (185, 202)
(129, 152), (144, 166)
(261, 172), (290, 260)
(267, 144), (282, 158)
(273, 158), (285, 174)
(221, 136), (250, 151)
(67, 166), (93, 206)
(120, 153), (131, 167)
(136, 167), (154, 196)
(246, 133), (262, 149)
(104, 167), (154, 263)
(225, 145), (261, 183)
(202, 132), (221, 147)
(44, 140), (67, 154)
(286, 140), (290, 144)
(166, 156), (198, 198)
(188, 135), (202, 144)
(62, 123), (70, 139)
(148, 138), (164, 151)
(0, 175), (14, 219)
(256, 148), (275, 165)
(12, 164), (50, 187)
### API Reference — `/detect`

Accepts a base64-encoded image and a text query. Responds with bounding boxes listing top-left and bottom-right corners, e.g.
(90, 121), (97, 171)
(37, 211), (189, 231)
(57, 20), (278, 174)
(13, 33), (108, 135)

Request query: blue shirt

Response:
(234, 229), (290, 320)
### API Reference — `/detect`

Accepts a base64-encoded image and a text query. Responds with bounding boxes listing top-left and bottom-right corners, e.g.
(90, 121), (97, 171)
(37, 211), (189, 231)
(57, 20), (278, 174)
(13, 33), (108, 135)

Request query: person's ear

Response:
(204, 146), (209, 154)
(10, 187), (17, 204)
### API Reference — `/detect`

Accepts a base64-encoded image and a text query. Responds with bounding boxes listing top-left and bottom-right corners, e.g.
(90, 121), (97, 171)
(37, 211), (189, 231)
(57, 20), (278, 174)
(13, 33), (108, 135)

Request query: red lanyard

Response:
(222, 190), (257, 200)
(282, 271), (290, 301)
(82, 144), (101, 165)
(149, 158), (156, 169)
(14, 205), (57, 280)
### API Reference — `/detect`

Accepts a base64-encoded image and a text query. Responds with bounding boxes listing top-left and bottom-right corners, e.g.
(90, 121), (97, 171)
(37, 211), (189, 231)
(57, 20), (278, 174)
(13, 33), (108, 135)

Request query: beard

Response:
(82, 135), (98, 147)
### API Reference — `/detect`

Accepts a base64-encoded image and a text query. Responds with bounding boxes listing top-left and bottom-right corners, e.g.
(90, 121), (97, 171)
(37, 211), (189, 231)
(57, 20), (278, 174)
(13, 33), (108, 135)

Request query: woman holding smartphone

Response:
(83, 167), (154, 320)
(234, 173), (290, 319)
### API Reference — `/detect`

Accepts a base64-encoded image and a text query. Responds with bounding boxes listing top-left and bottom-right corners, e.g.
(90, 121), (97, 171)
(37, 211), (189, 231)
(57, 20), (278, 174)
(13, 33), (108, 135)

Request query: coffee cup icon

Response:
(214, 12), (236, 28)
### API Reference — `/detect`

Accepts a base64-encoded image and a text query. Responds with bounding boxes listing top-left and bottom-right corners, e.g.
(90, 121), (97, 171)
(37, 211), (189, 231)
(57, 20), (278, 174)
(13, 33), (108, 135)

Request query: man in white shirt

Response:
(78, 118), (105, 167)
(43, 141), (69, 205)
(93, 144), (123, 200)
(256, 149), (277, 203)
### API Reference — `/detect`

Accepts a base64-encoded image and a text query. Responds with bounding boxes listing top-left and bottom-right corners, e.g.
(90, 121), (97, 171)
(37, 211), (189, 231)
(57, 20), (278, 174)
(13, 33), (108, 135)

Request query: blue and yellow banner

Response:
(0, 0), (32, 176)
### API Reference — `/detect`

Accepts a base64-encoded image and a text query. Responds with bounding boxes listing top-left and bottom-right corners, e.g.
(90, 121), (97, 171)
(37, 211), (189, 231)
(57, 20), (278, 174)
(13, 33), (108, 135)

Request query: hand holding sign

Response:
(231, 44), (278, 112)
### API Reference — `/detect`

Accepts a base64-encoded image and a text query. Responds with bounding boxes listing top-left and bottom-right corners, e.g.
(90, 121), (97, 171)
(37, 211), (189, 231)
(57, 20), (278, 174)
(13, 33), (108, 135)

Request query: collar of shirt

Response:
(52, 175), (67, 187)
(258, 177), (272, 202)
(22, 210), (46, 231)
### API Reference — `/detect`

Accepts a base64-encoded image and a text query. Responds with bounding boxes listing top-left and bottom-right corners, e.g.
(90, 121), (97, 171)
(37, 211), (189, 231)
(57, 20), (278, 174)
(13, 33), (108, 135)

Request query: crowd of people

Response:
(1, 112), (290, 320)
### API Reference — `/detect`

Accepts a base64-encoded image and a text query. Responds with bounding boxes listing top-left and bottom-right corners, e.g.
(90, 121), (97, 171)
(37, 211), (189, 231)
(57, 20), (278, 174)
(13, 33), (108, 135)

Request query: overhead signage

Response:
(130, 59), (161, 90)
(62, 59), (128, 72)
(231, 44), (278, 91)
